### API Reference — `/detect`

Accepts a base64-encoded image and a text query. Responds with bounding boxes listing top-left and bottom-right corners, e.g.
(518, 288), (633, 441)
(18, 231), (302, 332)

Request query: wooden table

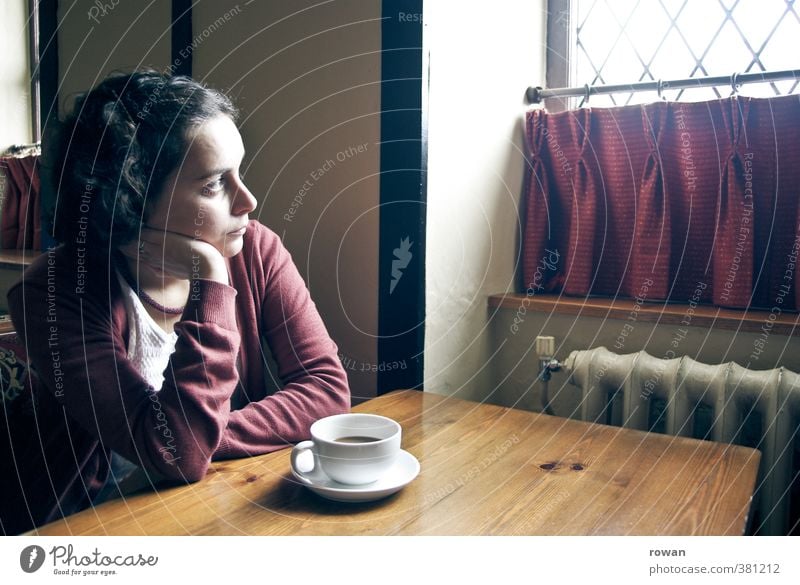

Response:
(30, 390), (760, 535)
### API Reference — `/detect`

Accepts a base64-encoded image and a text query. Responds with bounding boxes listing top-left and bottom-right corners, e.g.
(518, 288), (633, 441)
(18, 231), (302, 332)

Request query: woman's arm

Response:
(213, 231), (350, 459)
(7, 252), (241, 481)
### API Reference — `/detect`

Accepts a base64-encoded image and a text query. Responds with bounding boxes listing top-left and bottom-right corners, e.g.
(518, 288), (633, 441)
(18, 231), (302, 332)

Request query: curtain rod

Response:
(526, 68), (800, 104)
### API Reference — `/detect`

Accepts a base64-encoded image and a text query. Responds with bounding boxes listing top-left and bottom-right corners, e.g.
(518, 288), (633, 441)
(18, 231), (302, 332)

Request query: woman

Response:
(1, 70), (350, 534)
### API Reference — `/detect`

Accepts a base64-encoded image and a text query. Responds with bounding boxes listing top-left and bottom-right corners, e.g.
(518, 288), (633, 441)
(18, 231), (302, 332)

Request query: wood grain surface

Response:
(29, 390), (760, 535)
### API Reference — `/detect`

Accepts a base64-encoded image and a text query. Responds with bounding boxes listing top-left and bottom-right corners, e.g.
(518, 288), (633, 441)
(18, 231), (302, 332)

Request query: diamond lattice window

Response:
(573, 0), (800, 106)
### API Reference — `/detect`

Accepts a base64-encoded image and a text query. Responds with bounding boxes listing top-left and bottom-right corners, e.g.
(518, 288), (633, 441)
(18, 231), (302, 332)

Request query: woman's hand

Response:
(119, 227), (229, 284)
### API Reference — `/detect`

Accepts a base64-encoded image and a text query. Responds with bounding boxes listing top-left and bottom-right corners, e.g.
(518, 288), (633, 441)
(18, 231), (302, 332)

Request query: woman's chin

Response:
(222, 239), (245, 258)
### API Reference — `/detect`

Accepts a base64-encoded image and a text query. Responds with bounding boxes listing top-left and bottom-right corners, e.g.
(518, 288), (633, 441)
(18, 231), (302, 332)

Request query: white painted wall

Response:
(424, 1), (547, 401)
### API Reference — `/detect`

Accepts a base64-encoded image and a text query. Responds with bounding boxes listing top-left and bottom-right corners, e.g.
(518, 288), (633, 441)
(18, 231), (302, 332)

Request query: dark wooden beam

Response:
(171, 0), (192, 76)
(28, 0), (41, 141)
(378, 0), (425, 394)
(37, 0), (58, 137)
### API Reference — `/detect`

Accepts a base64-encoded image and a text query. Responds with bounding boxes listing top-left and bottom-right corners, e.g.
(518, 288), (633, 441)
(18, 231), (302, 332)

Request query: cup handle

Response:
(290, 440), (318, 485)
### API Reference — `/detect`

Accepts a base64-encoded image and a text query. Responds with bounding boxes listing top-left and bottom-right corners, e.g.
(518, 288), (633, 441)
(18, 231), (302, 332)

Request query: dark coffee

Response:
(335, 435), (380, 444)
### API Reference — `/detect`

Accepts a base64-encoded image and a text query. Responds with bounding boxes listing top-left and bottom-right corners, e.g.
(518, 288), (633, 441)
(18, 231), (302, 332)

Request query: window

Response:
(0, 0), (36, 151)
(546, 0), (800, 108)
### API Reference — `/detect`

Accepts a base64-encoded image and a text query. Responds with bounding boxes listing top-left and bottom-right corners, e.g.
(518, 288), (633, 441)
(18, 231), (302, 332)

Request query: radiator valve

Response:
(535, 336), (561, 381)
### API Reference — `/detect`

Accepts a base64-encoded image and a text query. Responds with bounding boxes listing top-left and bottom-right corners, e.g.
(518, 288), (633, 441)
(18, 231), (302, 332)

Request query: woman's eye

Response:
(202, 177), (224, 195)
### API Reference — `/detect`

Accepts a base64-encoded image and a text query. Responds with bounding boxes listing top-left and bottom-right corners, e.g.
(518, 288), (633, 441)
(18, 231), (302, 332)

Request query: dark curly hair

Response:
(47, 69), (238, 249)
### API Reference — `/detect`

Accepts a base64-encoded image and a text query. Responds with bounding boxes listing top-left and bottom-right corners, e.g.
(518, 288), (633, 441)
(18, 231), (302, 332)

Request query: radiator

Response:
(561, 346), (800, 536)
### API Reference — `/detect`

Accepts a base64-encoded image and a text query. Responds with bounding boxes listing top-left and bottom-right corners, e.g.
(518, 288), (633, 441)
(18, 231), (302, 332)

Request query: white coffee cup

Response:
(291, 413), (401, 485)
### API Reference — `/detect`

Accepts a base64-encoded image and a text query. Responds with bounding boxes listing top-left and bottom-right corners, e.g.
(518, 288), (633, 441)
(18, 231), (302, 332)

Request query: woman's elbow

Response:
(179, 464), (209, 484)
(172, 457), (210, 483)
(331, 379), (351, 414)
(152, 448), (212, 483)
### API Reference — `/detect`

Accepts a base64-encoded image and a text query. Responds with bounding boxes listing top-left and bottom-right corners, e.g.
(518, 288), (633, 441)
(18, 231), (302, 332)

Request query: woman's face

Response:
(146, 115), (257, 257)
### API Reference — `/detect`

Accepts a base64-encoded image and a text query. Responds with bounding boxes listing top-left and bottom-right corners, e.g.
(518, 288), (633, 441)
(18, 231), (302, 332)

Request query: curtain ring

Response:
(730, 72), (741, 95)
(657, 79), (666, 101)
(583, 83), (591, 105)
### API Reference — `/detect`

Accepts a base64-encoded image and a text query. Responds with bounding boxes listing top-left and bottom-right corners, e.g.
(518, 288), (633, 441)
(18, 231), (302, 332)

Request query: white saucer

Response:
(290, 449), (420, 503)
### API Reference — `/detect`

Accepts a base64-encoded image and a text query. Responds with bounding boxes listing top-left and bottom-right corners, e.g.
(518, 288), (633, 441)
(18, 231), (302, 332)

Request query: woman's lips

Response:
(228, 226), (247, 236)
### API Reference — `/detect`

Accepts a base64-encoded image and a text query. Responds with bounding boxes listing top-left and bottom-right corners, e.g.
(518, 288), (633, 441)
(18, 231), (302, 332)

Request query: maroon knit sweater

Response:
(1, 220), (350, 534)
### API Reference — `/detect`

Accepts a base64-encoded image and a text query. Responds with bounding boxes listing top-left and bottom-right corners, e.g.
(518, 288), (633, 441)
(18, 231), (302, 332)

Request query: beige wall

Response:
(0, 0), (33, 151)
(183, 0), (382, 402)
(57, 0), (171, 116)
(424, 0), (547, 401)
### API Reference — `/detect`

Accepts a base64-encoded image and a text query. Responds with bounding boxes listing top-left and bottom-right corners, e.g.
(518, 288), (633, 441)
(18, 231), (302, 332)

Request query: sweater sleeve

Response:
(7, 262), (241, 482)
(213, 232), (350, 459)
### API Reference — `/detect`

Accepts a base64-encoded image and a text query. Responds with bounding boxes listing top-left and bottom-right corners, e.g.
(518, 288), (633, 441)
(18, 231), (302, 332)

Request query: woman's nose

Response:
(231, 177), (257, 215)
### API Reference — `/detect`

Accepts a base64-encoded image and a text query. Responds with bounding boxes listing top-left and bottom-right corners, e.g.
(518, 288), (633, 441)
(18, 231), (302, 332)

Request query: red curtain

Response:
(0, 155), (41, 250)
(522, 95), (800, 310)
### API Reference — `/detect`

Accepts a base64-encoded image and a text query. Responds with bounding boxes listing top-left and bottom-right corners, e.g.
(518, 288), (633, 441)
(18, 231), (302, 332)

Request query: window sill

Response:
(0, 250), (39, 269)
(488, 293), (799, 337)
